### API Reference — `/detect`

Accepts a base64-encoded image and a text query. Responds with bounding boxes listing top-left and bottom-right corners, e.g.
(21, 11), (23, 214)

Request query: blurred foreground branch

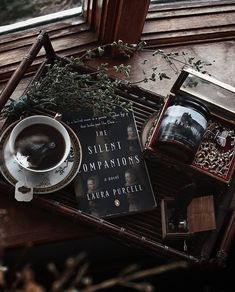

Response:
(80, 261), (188, 292)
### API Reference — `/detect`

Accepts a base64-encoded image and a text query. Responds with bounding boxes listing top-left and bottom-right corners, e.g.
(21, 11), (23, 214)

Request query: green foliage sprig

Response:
(0, 40), (212, 120)
(0, 40), (146, 120)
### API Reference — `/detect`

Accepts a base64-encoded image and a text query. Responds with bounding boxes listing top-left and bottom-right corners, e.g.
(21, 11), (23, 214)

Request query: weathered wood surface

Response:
(144, 12), (235, 33)
(0, 2), (234, 252)
(0, 17), (98, 84)
(1, 39), (234, 104)
(0, 183), (91, 248)
(149, 0), (235, 12)
(144, 2), (235, 46)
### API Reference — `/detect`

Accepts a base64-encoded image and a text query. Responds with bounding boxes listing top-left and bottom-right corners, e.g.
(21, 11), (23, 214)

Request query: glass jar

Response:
(155, 95), (210, 162)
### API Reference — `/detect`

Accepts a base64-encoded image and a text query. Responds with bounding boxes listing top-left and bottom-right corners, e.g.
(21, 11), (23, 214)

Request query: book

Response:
(62, 108), (157, 218)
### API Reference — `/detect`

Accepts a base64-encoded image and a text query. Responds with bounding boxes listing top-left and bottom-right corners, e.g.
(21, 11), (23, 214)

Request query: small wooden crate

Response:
(161, 196), (216, 240)
(144, 68), (235, 184)
(0, 32), (234, 264)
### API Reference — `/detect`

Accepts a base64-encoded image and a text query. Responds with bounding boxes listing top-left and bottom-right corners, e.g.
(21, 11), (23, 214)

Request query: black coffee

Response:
(15, 124), (66, 170)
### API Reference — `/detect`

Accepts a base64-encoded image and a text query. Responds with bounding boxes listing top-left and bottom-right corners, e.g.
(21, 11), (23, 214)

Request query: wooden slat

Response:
(0, 14), (99, 86)
(143, 12), (235, 34)
(147, 5), (235, 19)
(0, 41), (99, 84)
(0, 32), (99, 84)
(145, 36), (235, 49)
(0, 31), (97, 67)
(142, 27), (235, 47)
(0, 23), (90, 53)
(144, 2), (235, 46)
(149, 0), (235, 12)
(0, 17), (85, 44)
(142, 25), (235, 41)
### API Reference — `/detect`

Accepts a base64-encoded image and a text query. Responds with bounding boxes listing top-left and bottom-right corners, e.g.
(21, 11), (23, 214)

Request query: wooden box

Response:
(143, 68), (235, 184)
(161, 196), (216, 240)
(0, 32), (234, 265)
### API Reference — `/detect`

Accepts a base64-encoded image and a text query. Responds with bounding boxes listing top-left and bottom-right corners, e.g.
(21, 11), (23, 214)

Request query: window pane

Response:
(0, 0), (82, 26)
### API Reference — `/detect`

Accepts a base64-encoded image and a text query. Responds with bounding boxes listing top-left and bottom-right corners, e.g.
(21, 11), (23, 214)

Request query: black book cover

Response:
(62, 109), (157, 218)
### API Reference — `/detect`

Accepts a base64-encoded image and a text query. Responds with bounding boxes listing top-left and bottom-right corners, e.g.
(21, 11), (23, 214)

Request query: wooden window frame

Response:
(84, 0), (151, 44)
(0, 0), (150, 84)
(84, 0), (235, 46)
(144, 0), (235, 47)
(1, 0), (234, 86)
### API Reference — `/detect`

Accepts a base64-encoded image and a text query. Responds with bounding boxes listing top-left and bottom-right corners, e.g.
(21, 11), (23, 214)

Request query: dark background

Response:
(4, 235), (235, 291)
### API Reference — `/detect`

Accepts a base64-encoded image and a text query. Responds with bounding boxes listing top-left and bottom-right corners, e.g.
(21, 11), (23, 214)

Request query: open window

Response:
(0, 0), (84, 35)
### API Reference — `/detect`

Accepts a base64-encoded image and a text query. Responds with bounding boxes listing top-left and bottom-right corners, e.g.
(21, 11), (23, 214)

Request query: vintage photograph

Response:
(157, 105), (207, 151)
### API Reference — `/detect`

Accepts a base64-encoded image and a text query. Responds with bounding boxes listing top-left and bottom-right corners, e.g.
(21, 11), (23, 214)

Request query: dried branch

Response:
(0, 40), (213, 121)
(50, 252), (88, 291)
(80, 261), (189, 292)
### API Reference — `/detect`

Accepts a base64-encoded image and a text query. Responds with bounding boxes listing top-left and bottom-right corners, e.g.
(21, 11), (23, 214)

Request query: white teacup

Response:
(9, 115), (71, 173)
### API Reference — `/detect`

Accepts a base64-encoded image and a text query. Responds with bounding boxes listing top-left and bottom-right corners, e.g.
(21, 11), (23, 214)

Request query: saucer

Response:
(0, 121), (82, 194)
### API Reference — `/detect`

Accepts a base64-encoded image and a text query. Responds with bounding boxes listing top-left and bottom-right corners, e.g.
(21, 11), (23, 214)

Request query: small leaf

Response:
(142, 59), (148, 65)
(97, 47), (104, 56)
(158, 73), (171, 80)
(150, 73), (156, 81)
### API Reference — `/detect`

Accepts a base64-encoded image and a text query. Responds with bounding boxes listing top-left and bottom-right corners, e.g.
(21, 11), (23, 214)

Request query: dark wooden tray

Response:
(0, 32), (234, 264)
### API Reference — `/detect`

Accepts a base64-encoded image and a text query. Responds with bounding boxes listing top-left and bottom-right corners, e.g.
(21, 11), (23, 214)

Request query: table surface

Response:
(0, 17), (235, 250)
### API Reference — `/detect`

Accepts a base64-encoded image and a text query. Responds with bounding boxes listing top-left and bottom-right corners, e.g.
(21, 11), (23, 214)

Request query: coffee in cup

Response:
(9, 115), (71, 172)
